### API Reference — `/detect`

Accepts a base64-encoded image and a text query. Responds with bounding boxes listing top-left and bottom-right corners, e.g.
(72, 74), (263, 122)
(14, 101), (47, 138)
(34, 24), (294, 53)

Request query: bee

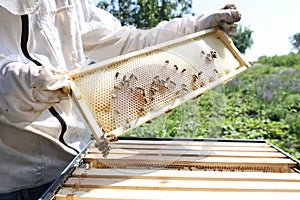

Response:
(206, 50), (218, 61)
(169, 81), (176, 86)
(135, 87), (147, 97)
(181, 69), (186, 73)
(209, 76), (215, 82)
(122, 75), (126, 81)
(199, 80), (206, 87)
(213, 69), (219, 74)
(121, 80), (130, 87)
(165, 60), (169, 64)
(107, 134), (118, 142)
(174, 65), (178, 70)
(115, 72), (120, 79)
(124, 119), (131, 129)
(192, 74), (198, 82)
(150, 87), (158, 92)
(179, 84), (189, 93)
(129, 74), (138, 81)
(135, 87), (145, 92)
(182, 87), (189, 92)
(152, 76), (161, 84)
(206, 54), (213, 61)
(191, 72), (205, 89)
(114, 85), (121, 90)
(140, 107), (145, 112)
(211, 50), (217, 58)
(150, 88), (157, 96)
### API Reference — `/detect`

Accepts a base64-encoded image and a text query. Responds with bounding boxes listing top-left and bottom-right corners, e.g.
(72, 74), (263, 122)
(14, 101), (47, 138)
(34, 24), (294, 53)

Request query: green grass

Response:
(125, 53), (300, 159)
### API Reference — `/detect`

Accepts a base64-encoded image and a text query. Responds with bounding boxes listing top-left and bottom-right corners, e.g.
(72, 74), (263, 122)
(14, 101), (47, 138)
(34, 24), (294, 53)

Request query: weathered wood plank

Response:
(84, 154), (296, 165)
(87, 148), (286, 158)
(72, 168), (300, 182)
(55, 188), (300, 200)
(64, 177), (300, 192)
(112, 140), (270, 147)
(97, 145), (278, 152)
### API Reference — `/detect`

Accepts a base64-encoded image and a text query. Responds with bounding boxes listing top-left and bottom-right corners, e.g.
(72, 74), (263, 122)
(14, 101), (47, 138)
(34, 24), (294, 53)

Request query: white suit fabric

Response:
(0, 0), (240, 194)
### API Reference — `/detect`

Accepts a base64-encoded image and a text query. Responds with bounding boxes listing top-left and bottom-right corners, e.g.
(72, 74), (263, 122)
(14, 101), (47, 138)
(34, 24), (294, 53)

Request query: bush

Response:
(257, 52), (300, 67)
(125, 55), (300, 159)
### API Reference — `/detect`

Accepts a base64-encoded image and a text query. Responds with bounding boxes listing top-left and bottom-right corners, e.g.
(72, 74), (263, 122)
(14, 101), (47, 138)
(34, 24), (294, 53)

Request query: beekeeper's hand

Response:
(195, 4), (241, 36)
(0, 61), (71, 122)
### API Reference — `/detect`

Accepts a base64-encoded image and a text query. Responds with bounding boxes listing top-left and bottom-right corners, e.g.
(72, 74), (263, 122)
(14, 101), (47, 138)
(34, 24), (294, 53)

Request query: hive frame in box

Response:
(69, 28), (251, 155)
(40, 137), (300, 200)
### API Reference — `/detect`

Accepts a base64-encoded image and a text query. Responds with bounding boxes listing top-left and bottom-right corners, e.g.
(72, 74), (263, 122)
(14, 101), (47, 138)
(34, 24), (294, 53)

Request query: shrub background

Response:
(126, 53), (300, 159)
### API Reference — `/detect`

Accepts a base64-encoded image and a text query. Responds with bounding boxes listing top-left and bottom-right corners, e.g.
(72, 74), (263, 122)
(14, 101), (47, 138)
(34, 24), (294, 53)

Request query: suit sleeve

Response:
(80, 1), (240, 62)
(0, 60), (70, 122)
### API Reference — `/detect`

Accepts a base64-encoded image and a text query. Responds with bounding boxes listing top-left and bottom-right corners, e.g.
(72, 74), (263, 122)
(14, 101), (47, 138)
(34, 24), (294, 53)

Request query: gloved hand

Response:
(195, 4), (241, 36)
(31, 65), (71, 103)
(0, 62), (71, 122)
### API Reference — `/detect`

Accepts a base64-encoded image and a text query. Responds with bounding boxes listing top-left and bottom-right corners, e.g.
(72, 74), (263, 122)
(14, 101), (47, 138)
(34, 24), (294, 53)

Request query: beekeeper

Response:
(0, 0), (241, 199)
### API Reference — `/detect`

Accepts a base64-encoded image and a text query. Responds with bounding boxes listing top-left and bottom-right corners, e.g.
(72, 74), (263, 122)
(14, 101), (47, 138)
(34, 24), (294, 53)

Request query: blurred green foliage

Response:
(97, 0), (193, 29)
(290, 32), (300, 53)
(232, 25), (254, 54)
(126, 53), (300, 159)
(258, 52), (300, 68)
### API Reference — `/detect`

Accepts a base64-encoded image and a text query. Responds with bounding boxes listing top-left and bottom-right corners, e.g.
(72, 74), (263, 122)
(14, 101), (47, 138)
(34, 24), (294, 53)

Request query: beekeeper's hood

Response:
(0, 0), (40, 15)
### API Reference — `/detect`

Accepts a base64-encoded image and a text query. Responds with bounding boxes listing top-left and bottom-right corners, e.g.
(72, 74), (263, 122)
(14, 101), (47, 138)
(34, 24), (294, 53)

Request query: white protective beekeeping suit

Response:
(0, 0), (240, 194)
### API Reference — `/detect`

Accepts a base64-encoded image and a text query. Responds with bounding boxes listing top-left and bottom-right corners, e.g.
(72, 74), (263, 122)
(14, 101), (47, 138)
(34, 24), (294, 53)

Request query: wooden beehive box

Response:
(50, 138), (300, 200)
(69, 28), (251, 145)
(42, 29), (299, 200)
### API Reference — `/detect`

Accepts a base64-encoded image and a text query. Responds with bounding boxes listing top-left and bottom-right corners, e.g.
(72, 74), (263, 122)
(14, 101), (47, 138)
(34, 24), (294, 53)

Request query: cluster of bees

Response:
(107, 49), (219, 131)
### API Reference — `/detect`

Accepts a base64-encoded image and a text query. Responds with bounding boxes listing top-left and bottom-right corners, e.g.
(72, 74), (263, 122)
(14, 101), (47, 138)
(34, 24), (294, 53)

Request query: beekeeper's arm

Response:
(81, 2), (241, 61)
(0, 60), (70, 123)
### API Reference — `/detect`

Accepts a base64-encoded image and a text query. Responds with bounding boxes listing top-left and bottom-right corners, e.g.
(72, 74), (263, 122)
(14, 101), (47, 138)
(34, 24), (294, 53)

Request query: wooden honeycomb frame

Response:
(69, 28), (251, 143)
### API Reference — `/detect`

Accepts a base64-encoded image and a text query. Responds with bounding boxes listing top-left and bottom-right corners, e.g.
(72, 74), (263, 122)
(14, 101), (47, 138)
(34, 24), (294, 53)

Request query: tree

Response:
(231, 25), (254, 54)
(97, 0), (193, 29)
(290, 33), (300, 53)
(97, 1), (253, 54)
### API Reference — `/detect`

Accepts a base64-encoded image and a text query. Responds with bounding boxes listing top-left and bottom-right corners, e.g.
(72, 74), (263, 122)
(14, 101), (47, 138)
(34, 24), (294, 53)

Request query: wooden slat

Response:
(72, 168), (300, 182)
(84, 154), (296, 165)
(64, 177), (300, 192)
(103, 145), (278, 152)
(87, 148), (286, 158)
(84, 155), (295, 173)
(55, 188), (300, 200)
(112, 140), (270, 147)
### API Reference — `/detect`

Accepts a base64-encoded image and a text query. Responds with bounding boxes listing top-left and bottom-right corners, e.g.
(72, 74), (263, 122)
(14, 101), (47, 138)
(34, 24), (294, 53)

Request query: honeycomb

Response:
(72, 29), (250, 137)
